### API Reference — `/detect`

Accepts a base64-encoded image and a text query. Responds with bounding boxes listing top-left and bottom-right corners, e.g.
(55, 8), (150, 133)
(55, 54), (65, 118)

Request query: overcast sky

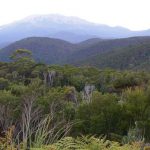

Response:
(0, 0), (150, 30)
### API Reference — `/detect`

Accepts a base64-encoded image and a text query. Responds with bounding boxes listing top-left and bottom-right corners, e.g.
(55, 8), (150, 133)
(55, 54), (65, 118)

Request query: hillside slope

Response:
(1, 36), (150, 70)
(76, 43), (150, 70)
(66, 36), (150, 63)
(0, 37), (76, 64)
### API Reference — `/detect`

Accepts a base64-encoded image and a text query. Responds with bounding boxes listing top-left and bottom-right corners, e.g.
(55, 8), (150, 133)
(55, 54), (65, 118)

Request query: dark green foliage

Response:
(0, 49), (150, 143)
(75, 92), (123, 136)
(0, 78), (9, 90)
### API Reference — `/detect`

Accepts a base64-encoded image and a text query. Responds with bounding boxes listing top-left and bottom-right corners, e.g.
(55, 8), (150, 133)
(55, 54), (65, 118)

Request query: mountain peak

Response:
(0, 14), (150, 45)
(21, 14), (94, 26)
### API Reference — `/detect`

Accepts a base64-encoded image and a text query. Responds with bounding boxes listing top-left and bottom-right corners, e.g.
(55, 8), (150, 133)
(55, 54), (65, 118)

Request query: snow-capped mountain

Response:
(0, 14), (150, 46)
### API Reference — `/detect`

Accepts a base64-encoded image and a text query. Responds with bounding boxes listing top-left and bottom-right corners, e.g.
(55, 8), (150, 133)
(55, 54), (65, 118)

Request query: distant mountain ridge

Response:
(1, 36), (150, 70)
(1, 14), (150, 46)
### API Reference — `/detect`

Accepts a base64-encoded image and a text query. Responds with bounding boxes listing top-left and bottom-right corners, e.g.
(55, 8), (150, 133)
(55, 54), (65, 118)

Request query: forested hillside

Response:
(0, 49), (150, 149)
(1, 36), (150, 70)
(66, 36), (150, 64)
(77, 43), (150, 70)
(0, 37), (76, 63)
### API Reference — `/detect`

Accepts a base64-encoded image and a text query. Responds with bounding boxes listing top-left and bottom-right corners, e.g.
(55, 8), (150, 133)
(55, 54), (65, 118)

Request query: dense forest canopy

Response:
(0, 49), (150, 149)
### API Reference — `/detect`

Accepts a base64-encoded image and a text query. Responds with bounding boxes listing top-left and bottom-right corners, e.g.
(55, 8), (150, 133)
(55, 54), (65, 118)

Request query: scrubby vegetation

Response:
(0, 49), (150, 149)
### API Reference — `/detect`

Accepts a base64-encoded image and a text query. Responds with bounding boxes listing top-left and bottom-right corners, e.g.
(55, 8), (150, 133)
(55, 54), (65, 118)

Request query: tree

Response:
(10, 49), (33, 62)
(0, 91), (18, 131)
(10, 49), (35, 83)
(76, 91), (122, 137)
